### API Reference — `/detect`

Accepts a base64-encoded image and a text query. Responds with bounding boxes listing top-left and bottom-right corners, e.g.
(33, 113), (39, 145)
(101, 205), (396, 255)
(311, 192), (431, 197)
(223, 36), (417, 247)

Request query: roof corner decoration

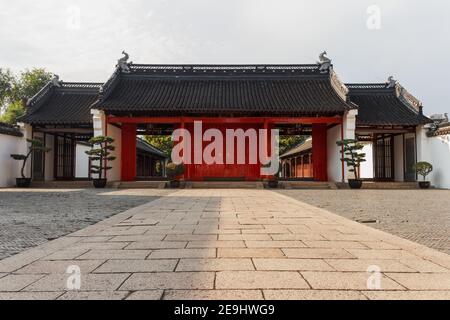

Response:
(387, 75), (423, 112)
(117, 51), (132, 73)
(51, 74), (63, 88)
(330, 69), (350, 103)
(395, 82), (423, 112)
(386, 76), (397, 88)
(318, 51), (332, 73)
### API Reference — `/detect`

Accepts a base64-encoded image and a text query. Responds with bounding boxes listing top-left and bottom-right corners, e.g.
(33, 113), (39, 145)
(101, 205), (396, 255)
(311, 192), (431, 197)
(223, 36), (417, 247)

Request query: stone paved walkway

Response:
(0, 189), (449, 300)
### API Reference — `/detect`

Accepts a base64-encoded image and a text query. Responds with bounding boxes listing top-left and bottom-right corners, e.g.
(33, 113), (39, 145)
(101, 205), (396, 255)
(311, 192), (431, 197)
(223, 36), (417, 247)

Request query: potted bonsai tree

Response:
(166, 162), (185, 188)
(336, 139), (366, 189)
(85, 136), (116, 188)
(11, 139), (51, 188)
(413, 162), (433, 189)
(262, 161), (280, 189)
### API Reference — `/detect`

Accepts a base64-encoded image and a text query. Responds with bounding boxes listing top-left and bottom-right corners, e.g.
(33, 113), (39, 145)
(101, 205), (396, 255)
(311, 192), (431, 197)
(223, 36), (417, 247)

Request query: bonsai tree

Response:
(336, 139), (366, 188)
(165, 162), (185, 188)
(413, 161), (433, 189)
(11, 139), (51, 181)
(166, 162), (185, 181)
(261, 160), (280, 188)
(413, 162), (433, 182)
(85, 136), (116, 187)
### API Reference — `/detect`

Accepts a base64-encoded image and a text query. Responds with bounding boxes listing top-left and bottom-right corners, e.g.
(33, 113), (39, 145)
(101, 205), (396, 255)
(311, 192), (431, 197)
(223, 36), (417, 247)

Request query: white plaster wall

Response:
(360, 143), (374, 179)
(106, 123), (122, 182)
(327, 124), (342, 182)
(0, 134), (25, 187)
(394, 135), (404, 182)
(91, 109), (122, 182)
(326, 110), (358, 182)
(427, 134), (450, 189)
(416, 126), (450, 189)
(75, 143), (90, 178)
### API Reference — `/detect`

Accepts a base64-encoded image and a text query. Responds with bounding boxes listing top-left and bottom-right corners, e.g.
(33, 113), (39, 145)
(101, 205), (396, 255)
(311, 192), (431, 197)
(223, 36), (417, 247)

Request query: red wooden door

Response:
(186, 123), (262, 181)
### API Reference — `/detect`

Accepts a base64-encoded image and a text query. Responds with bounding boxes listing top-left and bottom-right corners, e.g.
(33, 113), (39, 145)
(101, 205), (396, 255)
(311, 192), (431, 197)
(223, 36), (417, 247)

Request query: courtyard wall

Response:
(0, 125), (27, 187)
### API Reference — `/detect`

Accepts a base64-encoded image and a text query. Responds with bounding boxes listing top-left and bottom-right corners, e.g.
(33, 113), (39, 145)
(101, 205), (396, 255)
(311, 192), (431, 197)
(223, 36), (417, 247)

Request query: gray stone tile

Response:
(176, 259), (255, 271)
(120, 272), (215, 290)
(0, 274), (44, 292)
(216, 271), (310, 289)
(15, 260), (105, 274)
(24, 273), (130, 292)
(164, 290), (264, 300)
(93, 259), (177, 273)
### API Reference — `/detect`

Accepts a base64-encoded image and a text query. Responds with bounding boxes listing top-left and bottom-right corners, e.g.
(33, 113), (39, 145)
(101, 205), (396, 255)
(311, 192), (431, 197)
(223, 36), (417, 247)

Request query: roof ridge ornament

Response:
(51, 74), (63, 87)
(117, 51), (131, 73)
(386, 76), (397, 88)
(318, 51), (332, 73)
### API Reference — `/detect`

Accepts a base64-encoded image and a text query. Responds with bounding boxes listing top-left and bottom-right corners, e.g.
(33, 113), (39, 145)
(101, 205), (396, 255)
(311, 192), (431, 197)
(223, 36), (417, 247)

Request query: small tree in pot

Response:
(85, 136), (116, 188)
(11, 139), (51, 188)
(166, 162), (185, 188)
(262, 161), (280, 189)
(336, 139), (366, 189)
(413, 162), (433, 189)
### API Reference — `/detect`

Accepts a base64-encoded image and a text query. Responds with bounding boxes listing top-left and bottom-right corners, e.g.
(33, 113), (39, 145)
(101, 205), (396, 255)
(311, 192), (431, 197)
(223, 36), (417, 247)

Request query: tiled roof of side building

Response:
(0, 122), (23, 137)
(347, 83), (432, 126)
(94, 64), (356, 116)
(136, 138), (168, 159)
(19, 82), (102, 125)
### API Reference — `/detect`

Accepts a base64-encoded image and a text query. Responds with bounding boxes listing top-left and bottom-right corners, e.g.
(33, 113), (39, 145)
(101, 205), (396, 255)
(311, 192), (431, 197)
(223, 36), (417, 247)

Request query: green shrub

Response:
(413, 162), (433, 181)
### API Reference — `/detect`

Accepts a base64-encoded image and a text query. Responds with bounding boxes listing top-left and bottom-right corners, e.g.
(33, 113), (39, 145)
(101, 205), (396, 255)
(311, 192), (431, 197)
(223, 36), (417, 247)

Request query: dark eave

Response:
(136, 138), (168, 159)
(0, 122), (23, 137)
(19, 82), (102, 125)
(94, 64), (355, 116)
(347, 83), (432, 126)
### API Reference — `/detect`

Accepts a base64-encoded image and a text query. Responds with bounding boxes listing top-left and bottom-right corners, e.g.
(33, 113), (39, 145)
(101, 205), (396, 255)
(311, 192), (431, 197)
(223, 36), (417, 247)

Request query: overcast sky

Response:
(1, 0), (449, 115)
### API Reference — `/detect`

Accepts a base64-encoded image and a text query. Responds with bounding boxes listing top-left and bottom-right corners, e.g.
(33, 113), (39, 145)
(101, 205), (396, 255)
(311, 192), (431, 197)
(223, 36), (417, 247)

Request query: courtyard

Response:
(0, 189), (171, 259)
(0, 188), (449, 300)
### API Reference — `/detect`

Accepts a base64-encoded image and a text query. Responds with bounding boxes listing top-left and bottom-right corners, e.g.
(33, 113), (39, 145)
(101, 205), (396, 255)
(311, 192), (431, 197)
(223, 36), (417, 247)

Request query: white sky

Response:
(1, 0), (449, 115)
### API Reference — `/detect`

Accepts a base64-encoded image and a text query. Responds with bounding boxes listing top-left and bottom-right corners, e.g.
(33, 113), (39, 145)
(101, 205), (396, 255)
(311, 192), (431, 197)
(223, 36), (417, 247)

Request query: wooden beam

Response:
(107, 116), (343, 125)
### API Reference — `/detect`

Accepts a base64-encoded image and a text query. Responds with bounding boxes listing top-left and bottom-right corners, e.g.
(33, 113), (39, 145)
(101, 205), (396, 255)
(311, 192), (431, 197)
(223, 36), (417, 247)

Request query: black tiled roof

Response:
(95, 64), (355, 116)
(136, 138), (168, 159)
(0, 122), (23, 137)
(19, 83), (101, 125)
(347, 84), (432, 126)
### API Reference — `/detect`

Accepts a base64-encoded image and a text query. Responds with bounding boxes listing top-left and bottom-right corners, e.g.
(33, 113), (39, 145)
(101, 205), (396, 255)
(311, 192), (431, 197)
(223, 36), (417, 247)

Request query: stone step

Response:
(30, 181), (94, 188)
(188, 181), (264, 189)
(336, 182), (419, 189)
(115, 181), (167, 189)
(280, 181), (336, 190)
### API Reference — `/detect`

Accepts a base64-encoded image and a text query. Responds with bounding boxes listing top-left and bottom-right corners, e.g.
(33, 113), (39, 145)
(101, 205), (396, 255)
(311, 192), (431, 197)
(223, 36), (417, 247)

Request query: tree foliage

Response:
(143, 135), (173, 157)
(11, 139), (51, 178)
(336, 139), (366, 180)
(279, 135), (306, 155)
(85, 136), (116, 179)
(166, 163), (185, 180)
(0, 68), (53, 124)
(413, 162), (433, 181)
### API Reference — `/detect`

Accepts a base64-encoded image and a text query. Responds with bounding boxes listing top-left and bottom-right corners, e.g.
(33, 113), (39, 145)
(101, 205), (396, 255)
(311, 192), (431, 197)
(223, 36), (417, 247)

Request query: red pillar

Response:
(121, 123), (137, 181)
(312, 123), (328, 182)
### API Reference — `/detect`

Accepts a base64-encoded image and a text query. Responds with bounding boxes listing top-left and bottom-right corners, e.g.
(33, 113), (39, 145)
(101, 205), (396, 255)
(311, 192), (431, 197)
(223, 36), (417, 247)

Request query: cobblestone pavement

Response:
(0, 189), (171, 260)
(0, 189), (449, 300)
(277, 190), (450, 255)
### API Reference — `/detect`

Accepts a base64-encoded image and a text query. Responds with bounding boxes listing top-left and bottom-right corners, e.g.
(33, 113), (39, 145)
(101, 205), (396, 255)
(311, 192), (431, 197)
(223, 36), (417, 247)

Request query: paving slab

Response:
(176, 259), (255, 271)
(0, 189), (449, 300)
(120, 272), (215, 290)
(263, 290), (367, 300)
(163, 290), (264, 300)
(216, 271), (310, 289)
